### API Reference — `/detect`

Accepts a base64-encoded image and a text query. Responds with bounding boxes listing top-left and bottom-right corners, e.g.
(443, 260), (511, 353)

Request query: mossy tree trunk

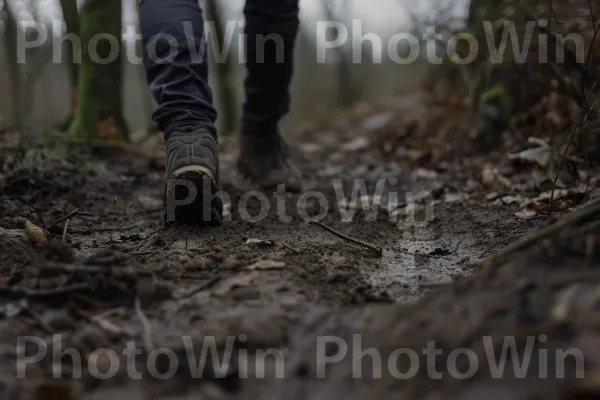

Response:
(70, 0), (128, 140)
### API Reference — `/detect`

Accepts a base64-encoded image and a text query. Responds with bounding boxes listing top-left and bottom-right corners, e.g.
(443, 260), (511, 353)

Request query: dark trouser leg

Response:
(242, 0), (300, 136)
(139, 0), (217, 139)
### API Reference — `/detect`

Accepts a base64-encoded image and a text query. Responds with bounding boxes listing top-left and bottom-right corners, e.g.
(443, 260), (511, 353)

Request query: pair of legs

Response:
(138, 0), (301, 224)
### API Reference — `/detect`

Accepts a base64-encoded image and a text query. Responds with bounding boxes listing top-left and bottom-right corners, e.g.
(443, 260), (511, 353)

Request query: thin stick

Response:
(7, 197), (48, 230)
(419, 282), (451, 289)
(71, 304), (134, 336)
(481, 197), (600, 267)
(176, 274), (222, 301)
(133, 207), (163, 215)
(479, 234), (523, 259)
(27, 308), (55, 334)
(39, 264), (104, 273)
(135, 297), (154, 353)
(62, 218), (70, 242)
(308, 220), (383, 256)
(550, 96), (595, 207)
(84, 310), (134, 336)
(49, 208), (79, 225)
(167, 275), (223, 321)
(0, 283), (90, 298)
(282, 243), (300, 254)
(85, 222), (140, 233)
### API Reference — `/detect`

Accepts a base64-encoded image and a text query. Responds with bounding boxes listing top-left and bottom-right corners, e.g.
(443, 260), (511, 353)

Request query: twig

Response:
(550, 93), (597, 207)
(62, 219), (70, 243)
(176, 274), (222, 301)
(28, 186), (53, 202)
(419, 282), (451, 289)
(7, 197), (47, 230)
(479, 234), (523, 259)
(135, 297), (154, 353)
(49, 208), (79, 226)
(481, 197), (600, 267)
(83, 223), (140, 233)
(79, 308), (134, 336)
(27, 308), (55, 334)
(38, 264), (104, 273)
(130, 250), (160, 258)
(133, 207), (163, 215)
(282, 243), (300, 254)
(89, 314), (133, 336)
(167, 274), (223, 321)
(308, 220), (383, 256)
(0, 283), (90, 298)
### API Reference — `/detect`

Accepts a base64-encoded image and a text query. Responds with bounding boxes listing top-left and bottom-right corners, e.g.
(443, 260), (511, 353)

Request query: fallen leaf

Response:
(508, 137), (551, 167)
(514, 209), (537, 220)
(246, 260), (286, 271)
(213, 272), (259, 296)
(481, 164), (511, 190)
(536, 178), (554, 192)
(24, 220), (47, 245)
(341, 136), (369, 152)
(360, 112), (393, 132)
(444, 193), (466, 203)
(244, 238), (275, 247)
(136, 194), (162, 210)
(486, 192), (500, 201)
(414, 168), (438, 180)
(0, 298), (29, 318)
(301, 143), (322, 154)
(500, 195), (527, 205)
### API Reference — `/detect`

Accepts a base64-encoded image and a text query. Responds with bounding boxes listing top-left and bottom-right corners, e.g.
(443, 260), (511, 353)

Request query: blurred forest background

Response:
(1, 0), (599, 164)
(0, 0), (468, 136)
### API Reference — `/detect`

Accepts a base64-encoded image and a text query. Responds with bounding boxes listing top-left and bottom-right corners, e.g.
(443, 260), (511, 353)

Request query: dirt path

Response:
(1, 108), (598, 399)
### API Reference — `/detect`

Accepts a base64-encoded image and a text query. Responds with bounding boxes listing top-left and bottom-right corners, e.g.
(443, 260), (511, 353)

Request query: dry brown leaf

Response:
(246, 260), (286, 271)
(24, 220), (47, 245)
(212, 272), (259, 296)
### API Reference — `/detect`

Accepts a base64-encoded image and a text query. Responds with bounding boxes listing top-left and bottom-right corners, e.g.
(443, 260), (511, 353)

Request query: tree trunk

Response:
(323, 0), (355, 108)
(69, 0), (128, 140)
(205, 0), (237, 136)
(59, 0), (80, 129)
(4, 2), (23, 128)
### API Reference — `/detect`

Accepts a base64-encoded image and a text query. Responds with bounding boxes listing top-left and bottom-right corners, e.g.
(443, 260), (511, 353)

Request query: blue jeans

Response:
(139, 0), (300, 139)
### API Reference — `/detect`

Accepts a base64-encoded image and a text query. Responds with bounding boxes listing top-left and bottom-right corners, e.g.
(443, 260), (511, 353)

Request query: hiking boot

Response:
(163, 129), (223, 225)
(237, 133), (303, 192)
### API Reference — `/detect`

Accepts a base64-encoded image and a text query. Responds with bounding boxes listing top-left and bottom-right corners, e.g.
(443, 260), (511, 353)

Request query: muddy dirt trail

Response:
(1, 107), (600, 399)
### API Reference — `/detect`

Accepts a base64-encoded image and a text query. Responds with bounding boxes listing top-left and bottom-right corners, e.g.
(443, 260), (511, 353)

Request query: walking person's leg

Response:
(238, 0), (303, 191)
(139, 0), (222, 224)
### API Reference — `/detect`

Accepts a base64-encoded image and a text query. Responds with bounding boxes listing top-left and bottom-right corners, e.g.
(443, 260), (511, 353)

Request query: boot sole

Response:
(164, 166), (223, 226)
